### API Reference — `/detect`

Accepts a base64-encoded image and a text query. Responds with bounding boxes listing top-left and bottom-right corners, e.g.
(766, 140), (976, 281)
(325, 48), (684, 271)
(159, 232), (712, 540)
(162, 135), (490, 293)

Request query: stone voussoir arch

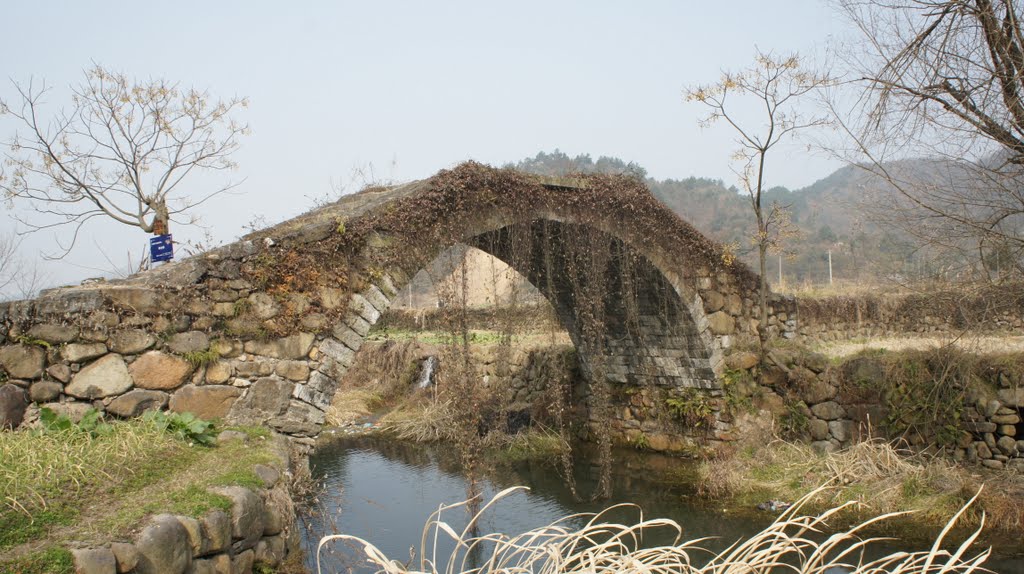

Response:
(0, 163), (796, 446)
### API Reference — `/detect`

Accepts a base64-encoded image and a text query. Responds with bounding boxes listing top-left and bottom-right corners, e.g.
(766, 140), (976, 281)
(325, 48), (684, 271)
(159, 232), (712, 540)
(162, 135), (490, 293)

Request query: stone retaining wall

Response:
(795, 290), (1024, 341)
(69, 432), (300, 574)
(722, 348), (1024, 469)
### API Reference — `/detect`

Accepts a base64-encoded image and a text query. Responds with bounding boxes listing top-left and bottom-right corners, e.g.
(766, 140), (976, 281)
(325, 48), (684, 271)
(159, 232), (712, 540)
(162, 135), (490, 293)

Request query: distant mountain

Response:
(507, 150), (930, 286)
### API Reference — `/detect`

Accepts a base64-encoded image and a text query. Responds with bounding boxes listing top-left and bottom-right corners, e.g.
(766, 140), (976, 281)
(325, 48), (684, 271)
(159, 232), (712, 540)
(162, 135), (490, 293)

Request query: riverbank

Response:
(0, 413), (303, 573)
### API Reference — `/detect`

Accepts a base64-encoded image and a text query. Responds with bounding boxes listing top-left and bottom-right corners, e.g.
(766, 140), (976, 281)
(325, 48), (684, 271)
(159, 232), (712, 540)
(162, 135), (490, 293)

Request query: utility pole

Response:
(828, 249), (833, 286)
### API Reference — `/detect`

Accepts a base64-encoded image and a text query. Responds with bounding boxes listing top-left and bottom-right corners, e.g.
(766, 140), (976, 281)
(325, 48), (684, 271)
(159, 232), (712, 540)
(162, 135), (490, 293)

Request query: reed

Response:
(317, 486), (990, 574)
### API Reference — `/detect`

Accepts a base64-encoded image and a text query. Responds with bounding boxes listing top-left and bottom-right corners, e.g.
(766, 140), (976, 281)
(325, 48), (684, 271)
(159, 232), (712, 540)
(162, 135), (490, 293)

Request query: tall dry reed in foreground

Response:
(317, 486), (990, 574)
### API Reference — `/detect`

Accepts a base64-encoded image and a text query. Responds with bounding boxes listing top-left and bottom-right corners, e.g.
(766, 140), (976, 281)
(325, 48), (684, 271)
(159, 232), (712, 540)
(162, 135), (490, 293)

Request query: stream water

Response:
(299, 436), (1024, 573)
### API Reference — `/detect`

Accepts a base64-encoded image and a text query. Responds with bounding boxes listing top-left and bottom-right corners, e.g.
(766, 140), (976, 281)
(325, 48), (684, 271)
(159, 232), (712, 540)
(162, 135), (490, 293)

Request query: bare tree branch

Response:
(0, 64), (249, 259)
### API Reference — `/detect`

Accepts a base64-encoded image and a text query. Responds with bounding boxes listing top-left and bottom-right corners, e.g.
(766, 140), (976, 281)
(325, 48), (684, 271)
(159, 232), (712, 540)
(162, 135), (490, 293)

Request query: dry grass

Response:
(0, 423), (178, 519)
(695, 438), (1024, 540)
(380, 398), (461, 443)
(316, 486), (991, 574)
(816, 334), (1024, 358)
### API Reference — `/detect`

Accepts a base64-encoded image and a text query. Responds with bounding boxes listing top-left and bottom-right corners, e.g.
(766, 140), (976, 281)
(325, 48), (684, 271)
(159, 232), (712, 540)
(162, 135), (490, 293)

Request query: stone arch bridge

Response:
(0, 164), (795, 447)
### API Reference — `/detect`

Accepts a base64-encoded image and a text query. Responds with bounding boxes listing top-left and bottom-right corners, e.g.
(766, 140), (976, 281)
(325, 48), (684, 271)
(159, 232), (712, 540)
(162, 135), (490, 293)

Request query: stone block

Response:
(27, 323), (79, 344)
(46, 363), (71, 383)
(243, 332), (314, 360)
(108, 329), (156, 355)
(29, 380), (62, 403)
(61, 342), (109, 363)
(724, 351), (758, 371)
(228, 378), (293, 424)
(0, 384), (29, 429)
(130, 352), (193, 390)
(66, 354), (133, 399)
(269, 399), (325, 436)
(108, 390), (169, 418)
(808, 418), (829, 441)
(706, 311), (735, 335)
(348, 293), (381, 324)
(319, 338), (355, 367)
(169, 385), (242, 421)
(248, 292), (281, 320)
(205, 361), (232, 384)
(0, 344), (46, 379)
(134, 514), (192, 574)
(72, 547), (117, 574)
(168, 331), (210, 354)
(810, 401), (845, 421)
(110, 542), (139, 573)
(200, 509), (232, 554)
(211, 486), (264, 550)
(275, 360), (310, 381)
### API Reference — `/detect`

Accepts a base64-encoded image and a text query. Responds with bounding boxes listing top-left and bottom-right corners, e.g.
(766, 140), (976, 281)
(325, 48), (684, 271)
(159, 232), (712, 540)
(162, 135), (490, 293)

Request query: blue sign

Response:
(150, 234), (174, 263)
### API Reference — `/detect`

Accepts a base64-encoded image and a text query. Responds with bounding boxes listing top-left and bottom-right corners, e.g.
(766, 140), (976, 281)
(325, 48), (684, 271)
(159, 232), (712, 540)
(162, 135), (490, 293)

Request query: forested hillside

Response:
(508, 151), (930, 287)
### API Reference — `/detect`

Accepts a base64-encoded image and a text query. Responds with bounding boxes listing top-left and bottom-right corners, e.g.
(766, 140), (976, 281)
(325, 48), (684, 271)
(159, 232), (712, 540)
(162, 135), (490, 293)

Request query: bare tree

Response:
(0, 64), (248, 258)
(686, 51), (831, 351)
(834, 0), (1024, 279)
(0, 232), (48, 301)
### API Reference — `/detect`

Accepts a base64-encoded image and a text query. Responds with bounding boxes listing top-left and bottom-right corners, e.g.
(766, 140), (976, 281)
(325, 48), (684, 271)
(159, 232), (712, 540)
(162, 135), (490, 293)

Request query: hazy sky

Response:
(0, 1), (853, 294)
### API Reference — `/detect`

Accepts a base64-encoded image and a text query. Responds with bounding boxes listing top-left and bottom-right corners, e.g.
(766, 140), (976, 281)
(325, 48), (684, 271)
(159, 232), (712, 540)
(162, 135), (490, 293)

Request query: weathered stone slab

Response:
(61, 342), (109, 363)
(269, 399), (325, 436)
(27, 323), (79, 344)
(169, 385), (242, 420)
(348, 293), (381, 324)
(319, 338), (355, 367)
(66, 354), (133, 399)
(243, 332), (314, 360)
(130, 352), (193, 390)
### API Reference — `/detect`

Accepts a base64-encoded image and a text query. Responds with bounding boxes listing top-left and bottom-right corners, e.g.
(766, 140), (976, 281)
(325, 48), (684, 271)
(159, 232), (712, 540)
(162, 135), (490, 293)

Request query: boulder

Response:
(107, 390), (169, 418)
(0, 384), (29, 429)
(169, 385), (241, 420)
(66, 354), (134, 399)
(0, 344), (46, 379)
(808, 418), (830, 441)
(130, 352), (193, 390)
(134, 514), (192, 574)
(109, 329), (156, 354)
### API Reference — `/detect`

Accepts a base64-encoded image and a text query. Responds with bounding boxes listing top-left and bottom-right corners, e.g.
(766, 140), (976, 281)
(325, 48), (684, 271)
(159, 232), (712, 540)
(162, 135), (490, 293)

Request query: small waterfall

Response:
(417, 356), (438, 389)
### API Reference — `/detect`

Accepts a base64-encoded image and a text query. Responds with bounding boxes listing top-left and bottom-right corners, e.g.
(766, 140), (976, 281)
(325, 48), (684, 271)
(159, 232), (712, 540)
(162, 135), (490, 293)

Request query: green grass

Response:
(0, 417), (282, 568)
(1, 547), (74, 574)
